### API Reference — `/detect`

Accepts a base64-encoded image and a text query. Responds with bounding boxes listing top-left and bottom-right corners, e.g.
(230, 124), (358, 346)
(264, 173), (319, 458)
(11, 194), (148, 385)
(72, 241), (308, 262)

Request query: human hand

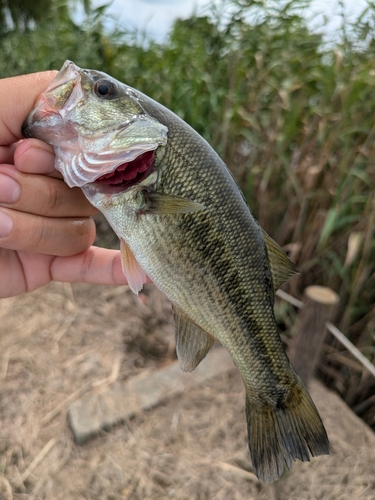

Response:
(0, 72), (128, 298)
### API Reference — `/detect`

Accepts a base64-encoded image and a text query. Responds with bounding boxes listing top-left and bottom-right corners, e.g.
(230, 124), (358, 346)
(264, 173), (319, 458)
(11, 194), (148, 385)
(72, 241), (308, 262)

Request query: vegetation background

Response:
(1, 0), (374, 429)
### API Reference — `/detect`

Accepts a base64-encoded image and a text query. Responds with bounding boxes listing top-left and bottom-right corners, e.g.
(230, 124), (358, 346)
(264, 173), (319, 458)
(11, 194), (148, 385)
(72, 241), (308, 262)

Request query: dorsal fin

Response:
(172, 305), (216, 372)
(261, 229), (299, 292)
(120, 239), (147, 295)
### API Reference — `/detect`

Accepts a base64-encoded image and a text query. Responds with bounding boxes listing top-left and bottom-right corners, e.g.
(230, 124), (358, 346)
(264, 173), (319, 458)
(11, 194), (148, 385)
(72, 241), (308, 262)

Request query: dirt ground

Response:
(1, 279), (375, 500)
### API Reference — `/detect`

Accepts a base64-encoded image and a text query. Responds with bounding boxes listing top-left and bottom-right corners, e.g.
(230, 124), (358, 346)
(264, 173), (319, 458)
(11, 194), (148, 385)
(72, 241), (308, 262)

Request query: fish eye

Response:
(94, 79), (117, 99)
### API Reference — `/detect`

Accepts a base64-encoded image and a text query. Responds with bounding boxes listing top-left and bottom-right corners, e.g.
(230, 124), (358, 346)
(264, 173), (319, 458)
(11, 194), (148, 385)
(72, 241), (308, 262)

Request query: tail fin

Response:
(245, 380), (329, 483)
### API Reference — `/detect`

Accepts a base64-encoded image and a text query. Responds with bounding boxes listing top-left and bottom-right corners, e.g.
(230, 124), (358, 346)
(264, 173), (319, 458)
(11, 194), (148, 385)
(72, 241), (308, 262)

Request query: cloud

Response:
(105, 0), (368, 43)
(107, 0), (210, 40)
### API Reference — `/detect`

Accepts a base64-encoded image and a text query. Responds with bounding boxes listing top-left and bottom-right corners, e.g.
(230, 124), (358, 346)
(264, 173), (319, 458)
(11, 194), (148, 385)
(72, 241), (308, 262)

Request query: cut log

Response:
(288, 285), (339, 386)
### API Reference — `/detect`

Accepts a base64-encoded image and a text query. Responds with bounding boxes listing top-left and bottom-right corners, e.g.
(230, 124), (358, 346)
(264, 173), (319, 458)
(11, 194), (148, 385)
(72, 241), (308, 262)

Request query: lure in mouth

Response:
(94, 150), (156, 191)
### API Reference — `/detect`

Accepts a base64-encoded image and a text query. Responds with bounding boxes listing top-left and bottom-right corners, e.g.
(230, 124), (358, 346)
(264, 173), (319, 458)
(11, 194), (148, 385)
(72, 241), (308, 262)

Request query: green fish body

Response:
(23, 61), (329, 482)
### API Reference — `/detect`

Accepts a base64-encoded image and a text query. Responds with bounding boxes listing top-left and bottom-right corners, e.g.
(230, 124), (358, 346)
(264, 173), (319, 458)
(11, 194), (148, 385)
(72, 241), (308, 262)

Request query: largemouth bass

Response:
(23, 61), (329, 482)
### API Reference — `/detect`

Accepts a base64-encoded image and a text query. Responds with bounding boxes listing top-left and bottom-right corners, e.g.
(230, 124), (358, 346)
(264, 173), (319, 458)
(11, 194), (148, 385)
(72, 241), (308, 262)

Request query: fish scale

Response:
(154, 115), (288, 387)
(23, 60), (329, 483)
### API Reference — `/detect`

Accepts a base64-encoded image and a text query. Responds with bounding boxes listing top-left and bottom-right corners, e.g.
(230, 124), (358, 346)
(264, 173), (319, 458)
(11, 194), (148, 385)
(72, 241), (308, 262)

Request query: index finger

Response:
(0, 71), (57, 146)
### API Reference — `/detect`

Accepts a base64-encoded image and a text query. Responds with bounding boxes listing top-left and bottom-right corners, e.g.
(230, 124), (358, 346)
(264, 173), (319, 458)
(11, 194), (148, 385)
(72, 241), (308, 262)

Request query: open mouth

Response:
(94, 150), (156, 190)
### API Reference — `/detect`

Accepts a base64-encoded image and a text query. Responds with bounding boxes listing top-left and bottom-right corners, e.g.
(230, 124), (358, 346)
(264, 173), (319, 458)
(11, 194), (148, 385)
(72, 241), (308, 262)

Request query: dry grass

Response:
(1, 282), (375, 499)
(2, 0), (375, 437)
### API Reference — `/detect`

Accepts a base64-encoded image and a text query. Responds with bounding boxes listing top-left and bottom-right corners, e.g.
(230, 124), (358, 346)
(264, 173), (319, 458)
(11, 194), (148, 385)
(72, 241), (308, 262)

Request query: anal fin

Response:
(172, 305), (216, 372)
(120, 239), (147, 295)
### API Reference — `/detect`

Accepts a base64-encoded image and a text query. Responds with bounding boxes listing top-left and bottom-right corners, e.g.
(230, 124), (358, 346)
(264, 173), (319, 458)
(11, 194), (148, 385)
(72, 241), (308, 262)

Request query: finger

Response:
(0, 71), (57, 145)
(0, 248), (128, 298)
(0, 164), (96, 217)
(1, 246), (151, 298)
(51, 247), (152, 286)
(51, 247), (129, 286)
(14, 139), (57, 175)
(0, 207), (96, 256)
(8, 247), (150, 296)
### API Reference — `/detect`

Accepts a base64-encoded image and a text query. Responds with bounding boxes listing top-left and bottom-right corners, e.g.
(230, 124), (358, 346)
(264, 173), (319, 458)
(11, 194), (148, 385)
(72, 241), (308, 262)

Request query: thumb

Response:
(0, 71), (57, 146)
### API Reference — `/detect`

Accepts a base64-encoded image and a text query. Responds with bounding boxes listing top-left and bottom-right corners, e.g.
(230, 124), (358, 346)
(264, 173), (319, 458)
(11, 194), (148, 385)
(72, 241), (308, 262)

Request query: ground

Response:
(1, 277), (375, 499)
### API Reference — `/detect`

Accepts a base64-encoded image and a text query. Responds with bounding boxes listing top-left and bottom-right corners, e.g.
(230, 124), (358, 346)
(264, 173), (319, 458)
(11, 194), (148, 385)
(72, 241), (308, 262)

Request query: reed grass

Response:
(1, 0), (374, 428)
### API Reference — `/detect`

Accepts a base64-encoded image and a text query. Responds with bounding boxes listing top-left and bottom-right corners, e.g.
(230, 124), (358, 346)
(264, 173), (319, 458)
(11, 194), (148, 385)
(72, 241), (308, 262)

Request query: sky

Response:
(95, 0), (370, 42)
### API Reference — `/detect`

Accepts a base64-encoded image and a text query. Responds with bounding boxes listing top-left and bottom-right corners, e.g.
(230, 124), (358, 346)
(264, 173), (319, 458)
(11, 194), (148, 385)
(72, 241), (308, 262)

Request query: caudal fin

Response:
(246, 380), (329, 483)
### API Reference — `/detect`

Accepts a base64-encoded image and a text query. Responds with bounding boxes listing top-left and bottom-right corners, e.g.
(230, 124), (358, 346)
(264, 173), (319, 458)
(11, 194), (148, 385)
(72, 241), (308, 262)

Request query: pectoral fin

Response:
(262, 229), (299, 292)
(120, 239), (147, 295)
(172, 305), (216, 372)
(142, 192), (206, 215)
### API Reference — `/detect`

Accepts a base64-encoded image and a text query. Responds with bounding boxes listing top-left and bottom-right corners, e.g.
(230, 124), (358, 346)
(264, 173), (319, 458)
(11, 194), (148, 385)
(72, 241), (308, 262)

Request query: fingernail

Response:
(0, 174), (21, 204)
(0, 209), (13, 238)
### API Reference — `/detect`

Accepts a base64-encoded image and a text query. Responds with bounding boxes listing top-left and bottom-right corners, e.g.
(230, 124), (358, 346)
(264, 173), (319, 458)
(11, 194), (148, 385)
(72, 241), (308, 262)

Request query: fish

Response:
(23, 60), (329, 482)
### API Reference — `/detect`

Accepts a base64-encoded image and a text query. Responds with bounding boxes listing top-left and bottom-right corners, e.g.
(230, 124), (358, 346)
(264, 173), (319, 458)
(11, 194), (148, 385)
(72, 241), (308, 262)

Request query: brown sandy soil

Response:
(1, 280), (375, 500)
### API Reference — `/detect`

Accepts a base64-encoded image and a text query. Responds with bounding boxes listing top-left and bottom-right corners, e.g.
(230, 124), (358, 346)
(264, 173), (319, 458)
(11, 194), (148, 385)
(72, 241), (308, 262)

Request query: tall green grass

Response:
(2, 0), (375, 427)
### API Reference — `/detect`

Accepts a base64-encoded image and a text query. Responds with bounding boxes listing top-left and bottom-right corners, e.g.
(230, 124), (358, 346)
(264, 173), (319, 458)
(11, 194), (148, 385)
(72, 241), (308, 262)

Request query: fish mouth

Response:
(92, 150), (156, 191)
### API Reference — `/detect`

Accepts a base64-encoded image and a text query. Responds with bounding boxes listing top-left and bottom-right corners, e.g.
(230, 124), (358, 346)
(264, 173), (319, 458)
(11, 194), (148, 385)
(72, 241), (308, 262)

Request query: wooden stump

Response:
(288, 286), (339, 386)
